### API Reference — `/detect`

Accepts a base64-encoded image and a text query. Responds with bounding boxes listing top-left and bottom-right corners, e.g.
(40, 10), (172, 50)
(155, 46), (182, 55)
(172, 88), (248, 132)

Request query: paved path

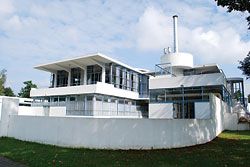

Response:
(0, 156), (26, 167)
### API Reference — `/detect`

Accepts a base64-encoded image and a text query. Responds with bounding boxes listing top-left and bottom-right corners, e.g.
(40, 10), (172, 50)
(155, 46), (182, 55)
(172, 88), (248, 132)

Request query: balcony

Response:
(30, 82), (140, 99)
(150, 73), (227, 89)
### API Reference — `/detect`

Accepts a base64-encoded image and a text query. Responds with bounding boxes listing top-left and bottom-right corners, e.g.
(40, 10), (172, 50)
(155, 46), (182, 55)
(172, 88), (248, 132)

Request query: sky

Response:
(0, 0), (250, 95)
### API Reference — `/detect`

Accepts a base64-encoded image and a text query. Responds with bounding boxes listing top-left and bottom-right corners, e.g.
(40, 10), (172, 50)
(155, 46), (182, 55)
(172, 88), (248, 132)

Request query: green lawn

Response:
(0, 131), (249, 167)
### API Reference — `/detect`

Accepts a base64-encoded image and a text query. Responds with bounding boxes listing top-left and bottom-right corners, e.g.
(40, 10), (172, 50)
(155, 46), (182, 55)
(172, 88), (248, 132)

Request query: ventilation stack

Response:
(161, 15), (194, 69)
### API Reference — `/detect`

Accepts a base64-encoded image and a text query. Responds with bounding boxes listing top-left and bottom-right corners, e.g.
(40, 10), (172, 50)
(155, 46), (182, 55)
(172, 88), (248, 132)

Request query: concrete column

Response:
(110, 64), (113, 84)
(80, 69), (84, 85)
(68, 71), (71, 86)
(54, 72), (57, 88)
(102, 66), (105, 83)
(92, 96), (96, 116)
(84, 96), (87, 113)
(84, 69), (87, 85)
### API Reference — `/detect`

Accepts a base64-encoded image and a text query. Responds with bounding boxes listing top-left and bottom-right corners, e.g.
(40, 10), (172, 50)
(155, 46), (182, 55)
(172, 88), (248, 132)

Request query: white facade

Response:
(160, 52), (194, 69)
(149, 73), (226, 90)
(149, 103), (173, 119)
(31, 82), (140, 100)
(30, 53), (149, 118)
(0, 94), (248, 150)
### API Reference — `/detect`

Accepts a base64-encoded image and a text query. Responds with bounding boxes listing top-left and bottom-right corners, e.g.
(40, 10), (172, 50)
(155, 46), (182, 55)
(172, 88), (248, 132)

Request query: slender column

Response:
(110, 64), (113, 84)
(241, 81), (245, 107)
(84, 69), (87, 85)
(53, 72), (57, 88)
(92, 96), (96, 116)
(102, 66), (105, 83)
(68, 71), (71, 86)
(80, 69), (84, 85)
(84, 96), (87, 115)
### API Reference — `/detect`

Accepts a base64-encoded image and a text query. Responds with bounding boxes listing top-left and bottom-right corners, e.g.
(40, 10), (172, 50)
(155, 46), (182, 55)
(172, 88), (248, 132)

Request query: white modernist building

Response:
(30, 15), (245, 119)
(31, 53), (149, 117)
(0, 15), (248, 150)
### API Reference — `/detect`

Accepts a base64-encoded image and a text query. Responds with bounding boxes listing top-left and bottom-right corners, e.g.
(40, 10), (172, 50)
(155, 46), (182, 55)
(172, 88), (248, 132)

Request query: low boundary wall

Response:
(0, 94), (245, 149)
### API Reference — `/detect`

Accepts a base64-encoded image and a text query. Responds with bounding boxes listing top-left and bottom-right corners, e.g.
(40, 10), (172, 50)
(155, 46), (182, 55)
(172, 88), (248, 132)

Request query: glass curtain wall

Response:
(104, 63), (148, 95)
(139, 75), (149, 98)
(87, 65), (102, 84)
(56, 70), (68, 87)
(71, 68), (82, 86)
(150, 85), (231, 119)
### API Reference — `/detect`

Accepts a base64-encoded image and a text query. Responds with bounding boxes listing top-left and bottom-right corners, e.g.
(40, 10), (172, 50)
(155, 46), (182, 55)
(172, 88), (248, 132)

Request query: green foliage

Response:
(234, 90), (242, 101)
(238, 51), (250, 79)
(4, 87), (15, 97)
(215, 0), (250, 29)
(0, 131), (249, 166)
(18, 81), (37, 98)
(0, 69), (16, 96)
(0, 69), (7, 95)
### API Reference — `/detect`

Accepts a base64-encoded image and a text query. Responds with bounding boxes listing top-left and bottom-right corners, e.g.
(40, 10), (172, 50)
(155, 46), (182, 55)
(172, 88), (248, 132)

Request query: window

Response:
(57, 71), (68, 87)
(173, 102), (195, 119)
(69, 96), (76, 101)
(71, 68), (82, 86)
(52, 97), (58, 102)
(87, 65), (102, 84)
(59, 96), (66, 102)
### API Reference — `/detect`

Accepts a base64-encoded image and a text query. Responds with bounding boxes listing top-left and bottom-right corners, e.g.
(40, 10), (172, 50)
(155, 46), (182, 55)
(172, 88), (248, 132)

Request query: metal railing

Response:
(66, 109), (147, 118)
(154, 63), (175, 77)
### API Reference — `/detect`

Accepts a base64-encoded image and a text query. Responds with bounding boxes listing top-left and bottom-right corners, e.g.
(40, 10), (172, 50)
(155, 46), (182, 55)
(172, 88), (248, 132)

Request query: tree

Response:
(215, 1), (250, 79)
(18, 81), (37, 98)
(4, 87), (15, 97)
(0, 69), (7, 95)
(238, 51), (250, 79)
(215, 0), (250, 29)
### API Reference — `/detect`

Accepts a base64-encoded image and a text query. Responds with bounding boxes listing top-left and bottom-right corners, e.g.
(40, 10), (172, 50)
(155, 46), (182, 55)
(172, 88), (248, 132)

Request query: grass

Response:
(0, 131), (249, 167)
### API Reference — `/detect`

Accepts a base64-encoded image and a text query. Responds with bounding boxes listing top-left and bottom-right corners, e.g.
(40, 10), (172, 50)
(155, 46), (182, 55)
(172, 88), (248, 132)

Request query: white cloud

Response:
(136, 7), (172, 50)
(0, 0), (249, 93)
(0, 0), (15, 15)
(135, 6), (250, 65)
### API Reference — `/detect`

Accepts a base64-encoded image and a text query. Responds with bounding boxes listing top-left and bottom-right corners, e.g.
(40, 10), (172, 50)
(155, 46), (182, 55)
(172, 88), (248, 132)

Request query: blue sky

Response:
(0, 0), (250, 95)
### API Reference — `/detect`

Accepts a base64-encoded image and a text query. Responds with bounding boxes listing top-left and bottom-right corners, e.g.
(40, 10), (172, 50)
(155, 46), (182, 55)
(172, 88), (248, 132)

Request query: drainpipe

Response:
(181, 84), (184, 119)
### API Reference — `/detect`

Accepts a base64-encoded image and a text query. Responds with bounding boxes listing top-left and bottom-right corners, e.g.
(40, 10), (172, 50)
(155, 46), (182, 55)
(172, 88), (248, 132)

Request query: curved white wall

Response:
(2, 95), (249, 150)
(160, 52), (193, 69)
(0, 94), (232, 150)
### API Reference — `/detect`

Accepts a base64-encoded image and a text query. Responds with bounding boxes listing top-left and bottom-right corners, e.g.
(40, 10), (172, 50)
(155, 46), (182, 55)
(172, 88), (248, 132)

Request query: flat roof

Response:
(227, 77), (243, 81)
(185, 64), (221, 73)
(35, 53), (146, 74)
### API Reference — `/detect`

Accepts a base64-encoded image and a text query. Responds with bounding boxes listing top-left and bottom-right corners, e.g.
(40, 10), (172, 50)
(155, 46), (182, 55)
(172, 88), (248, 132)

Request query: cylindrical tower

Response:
(161, 15), (193, 69)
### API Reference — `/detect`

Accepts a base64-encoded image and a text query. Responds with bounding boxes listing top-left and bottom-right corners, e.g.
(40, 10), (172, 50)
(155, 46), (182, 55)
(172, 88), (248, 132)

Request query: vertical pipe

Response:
(173, 15), (179, 53)
(241, 81), (245, 107)
(181, 85), (184, 119)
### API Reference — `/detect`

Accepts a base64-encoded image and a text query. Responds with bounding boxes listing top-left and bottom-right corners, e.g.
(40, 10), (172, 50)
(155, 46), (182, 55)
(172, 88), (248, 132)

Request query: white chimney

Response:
(161, 15), (194, 68)
(173, 15), (178, 53)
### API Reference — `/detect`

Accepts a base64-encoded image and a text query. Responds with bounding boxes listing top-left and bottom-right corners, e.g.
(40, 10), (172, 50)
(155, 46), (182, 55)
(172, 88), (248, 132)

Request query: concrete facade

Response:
(149, 103), (173, 119)
(150, 73), (226, 89)
(0, 95), (248, 150)
(31, 82), (140, 100)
